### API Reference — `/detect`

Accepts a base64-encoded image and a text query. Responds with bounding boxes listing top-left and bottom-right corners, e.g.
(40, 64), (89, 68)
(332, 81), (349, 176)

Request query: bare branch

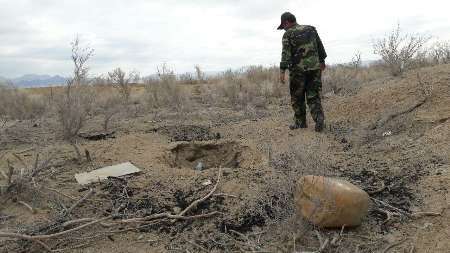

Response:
(177, 167), (222, 217)
(373, 24), (430, 75)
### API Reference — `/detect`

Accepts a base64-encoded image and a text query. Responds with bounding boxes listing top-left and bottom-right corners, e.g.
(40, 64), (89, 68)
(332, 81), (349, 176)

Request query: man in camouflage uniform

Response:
(278, 12), (327, 132)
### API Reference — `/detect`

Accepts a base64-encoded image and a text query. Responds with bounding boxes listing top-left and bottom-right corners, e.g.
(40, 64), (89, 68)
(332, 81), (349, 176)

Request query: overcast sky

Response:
(1, 0), (449, 78)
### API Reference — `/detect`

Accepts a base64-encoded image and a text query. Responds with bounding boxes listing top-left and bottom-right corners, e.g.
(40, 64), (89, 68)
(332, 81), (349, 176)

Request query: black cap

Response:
(277, 12), (296, 30)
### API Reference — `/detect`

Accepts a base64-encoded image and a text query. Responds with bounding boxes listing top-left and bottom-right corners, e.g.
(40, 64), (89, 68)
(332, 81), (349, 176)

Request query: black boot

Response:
(315, 121), (324, 132)
(289, 122), (307, 130)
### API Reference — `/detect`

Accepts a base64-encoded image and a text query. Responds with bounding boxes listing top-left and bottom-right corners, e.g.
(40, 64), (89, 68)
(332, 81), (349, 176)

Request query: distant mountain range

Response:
(0, 70), (243, 88)
(0, 74), (67, 88)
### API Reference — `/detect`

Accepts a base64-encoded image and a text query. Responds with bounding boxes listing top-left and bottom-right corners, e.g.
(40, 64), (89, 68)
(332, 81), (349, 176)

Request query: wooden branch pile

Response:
(0, 168), (224, 252)
(1, 153), (52, 200)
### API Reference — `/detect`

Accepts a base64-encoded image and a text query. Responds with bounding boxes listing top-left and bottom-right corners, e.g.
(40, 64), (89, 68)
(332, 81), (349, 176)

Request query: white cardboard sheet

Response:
(75, 162), (141, 185)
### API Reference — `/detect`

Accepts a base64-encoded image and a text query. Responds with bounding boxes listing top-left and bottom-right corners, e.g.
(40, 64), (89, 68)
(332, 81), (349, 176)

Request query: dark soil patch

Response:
(336, 154), (432, 230)
(149, 125), (221, 142)
(78, 131), (116, 141)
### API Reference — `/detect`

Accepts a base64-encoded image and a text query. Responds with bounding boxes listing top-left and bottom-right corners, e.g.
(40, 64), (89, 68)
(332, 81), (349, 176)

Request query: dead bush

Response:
(410, 49), (431, 69)
(323, 59), (388, 96)
(244, 65), (278, 84)
(94, 93), (122, 132)
(92, 74), (108, 86)
(55, 36), (95, 162)
(218, 69), (243, 107)
(179, 72), (196, 84)
(429, 41), (450, 64)
(108, 67), (139, 105)
(0, 84), (46, 123)
(144, 81), (190, 112)
(1, 153), (52, 198)
(0, 83), (10, 126)
(322, 65), (359, 95)
(198, 66), (286, 110)
(373, 24), (430, 76)
(56, 83), (94, 160)
(244, 65), (285, 100)
(194, 65), (205, 83)
(215, 69), (272, 109)
(144, 64), (191, 112)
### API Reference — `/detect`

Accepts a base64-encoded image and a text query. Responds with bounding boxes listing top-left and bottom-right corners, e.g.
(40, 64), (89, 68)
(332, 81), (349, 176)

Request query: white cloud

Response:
(0, 0), (449, 77)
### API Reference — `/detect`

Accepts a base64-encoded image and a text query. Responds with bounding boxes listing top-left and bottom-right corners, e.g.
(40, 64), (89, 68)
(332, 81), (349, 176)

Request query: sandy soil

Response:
(0, 64), (449, 253)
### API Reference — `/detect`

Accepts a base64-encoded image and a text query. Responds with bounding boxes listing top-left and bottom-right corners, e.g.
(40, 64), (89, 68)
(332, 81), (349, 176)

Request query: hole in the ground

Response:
(166, 141), (258, 170)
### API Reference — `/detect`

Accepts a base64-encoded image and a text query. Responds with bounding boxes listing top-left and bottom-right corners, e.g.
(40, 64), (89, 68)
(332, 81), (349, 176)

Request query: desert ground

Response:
(0, 63), (449, 253)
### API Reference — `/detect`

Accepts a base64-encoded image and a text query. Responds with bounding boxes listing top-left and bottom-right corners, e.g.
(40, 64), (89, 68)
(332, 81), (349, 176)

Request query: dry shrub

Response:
(244, 65), (278, 83)
(210, 66), (285, 109)
(94, 93), (122, 132)
(429, 41), (450, 64)
(322, 65), (360, 95)
(404, 40), (450, 69)
(194, 65), (205, 82)
(144, 82), (190, 112)
(221, 82), (269, 109)
(177, 65), (205, 85)
(55, 84), (94, 163)
(217, 69), (244, 107)
(322, 62), (387, 96)
(0, 83), (46, 123)
(144, 64), (191, 111)
(55, 36), (95, 161)
(373, 24), (430, 76)
(197, 84), (221, 106)
(91, 74), (108, 86)
(244, 65), (286, 100)
(410, 49), (431, 69)
(55, 83), (94, 141)
(1, 153), (52, 197)
(178, 72), (196, 84)
(108, 67), (139, 104)
(269, 135), (333, 177)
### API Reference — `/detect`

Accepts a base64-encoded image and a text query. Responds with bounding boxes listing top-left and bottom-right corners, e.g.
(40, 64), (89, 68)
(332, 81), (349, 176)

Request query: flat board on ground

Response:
(75, 162), (141, 185)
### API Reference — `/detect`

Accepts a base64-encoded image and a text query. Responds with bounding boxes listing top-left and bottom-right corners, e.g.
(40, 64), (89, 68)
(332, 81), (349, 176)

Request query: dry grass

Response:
(0, 84), (46, 124)
(94, 93), (122, 132)
(144, 78), (191, 112)
(322, 63), (388, 95)
(198, 65), (286, 110)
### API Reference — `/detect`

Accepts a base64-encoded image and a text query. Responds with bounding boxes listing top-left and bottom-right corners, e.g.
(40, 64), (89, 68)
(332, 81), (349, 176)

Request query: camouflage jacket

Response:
(280, 24), (327, 72)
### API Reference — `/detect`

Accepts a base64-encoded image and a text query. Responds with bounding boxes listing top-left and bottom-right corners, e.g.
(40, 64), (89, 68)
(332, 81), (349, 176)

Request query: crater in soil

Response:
(166, 141), (261, 170)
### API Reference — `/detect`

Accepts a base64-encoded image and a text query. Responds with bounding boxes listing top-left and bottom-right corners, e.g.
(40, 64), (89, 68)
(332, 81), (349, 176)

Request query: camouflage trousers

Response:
(289, 69), (325, 125)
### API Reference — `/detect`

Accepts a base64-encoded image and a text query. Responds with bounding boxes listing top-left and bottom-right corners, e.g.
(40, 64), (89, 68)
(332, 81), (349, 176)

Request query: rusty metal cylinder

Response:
(295, 175), (369, 228)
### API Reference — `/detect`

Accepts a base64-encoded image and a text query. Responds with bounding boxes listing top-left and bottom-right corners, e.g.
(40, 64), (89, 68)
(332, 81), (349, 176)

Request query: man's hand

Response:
(279, 71), (286, 84)
(320, 63), (326, 71)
